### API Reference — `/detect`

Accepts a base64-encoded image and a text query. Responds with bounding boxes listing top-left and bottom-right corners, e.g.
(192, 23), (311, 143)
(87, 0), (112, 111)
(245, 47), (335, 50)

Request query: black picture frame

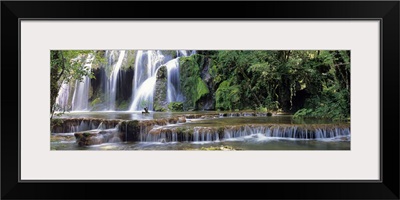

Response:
(2, 1), (399, 199)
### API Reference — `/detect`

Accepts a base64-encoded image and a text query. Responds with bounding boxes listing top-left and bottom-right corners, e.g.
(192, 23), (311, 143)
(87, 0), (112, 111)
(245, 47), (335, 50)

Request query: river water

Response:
(51, 111), (350, 150)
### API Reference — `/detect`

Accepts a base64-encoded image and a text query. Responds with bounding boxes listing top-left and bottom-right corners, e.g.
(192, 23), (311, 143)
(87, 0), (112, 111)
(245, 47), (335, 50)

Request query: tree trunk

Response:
(50, 50), (63, 119)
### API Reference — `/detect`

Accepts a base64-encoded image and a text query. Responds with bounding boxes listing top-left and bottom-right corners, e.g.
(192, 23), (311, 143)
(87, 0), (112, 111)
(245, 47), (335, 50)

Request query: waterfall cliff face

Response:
(55, 50), (196, 112)
(71, 54), (95, 111)
(129, 50), (194, 111)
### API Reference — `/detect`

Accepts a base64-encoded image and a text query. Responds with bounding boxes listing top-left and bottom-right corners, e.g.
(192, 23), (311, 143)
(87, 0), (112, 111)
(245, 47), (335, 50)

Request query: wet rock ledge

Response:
(51, 114), (350, 146)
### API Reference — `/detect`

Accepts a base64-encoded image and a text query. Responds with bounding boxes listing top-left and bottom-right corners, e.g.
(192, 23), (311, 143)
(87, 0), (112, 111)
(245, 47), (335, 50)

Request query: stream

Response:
(51, 111), (350, 150)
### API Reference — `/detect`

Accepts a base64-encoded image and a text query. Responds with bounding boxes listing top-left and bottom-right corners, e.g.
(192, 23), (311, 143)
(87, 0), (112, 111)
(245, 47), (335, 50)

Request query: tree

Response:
(50, 50), (103, 119)
(206, 50), (350, 119)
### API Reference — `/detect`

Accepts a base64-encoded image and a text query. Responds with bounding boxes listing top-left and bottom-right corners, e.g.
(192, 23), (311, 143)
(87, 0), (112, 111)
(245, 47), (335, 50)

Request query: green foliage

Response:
(50, 50), (104, 118)
(168, 102), (184, 111)
(215, 80), (241, 110)
(49, 49), (350, 121)
(196, 77), (209, 101)
(154, 104), (167, 112)
(181, 50), (350, 119)
(90, 97), (101, 107)
(179, 55), (210, 110)
(293, 108), (313, 118)
(294, 85), (350, 120)
(264, 96), (280, 111)
(195, 50), (349, 119)
(256, 106), (268, 112)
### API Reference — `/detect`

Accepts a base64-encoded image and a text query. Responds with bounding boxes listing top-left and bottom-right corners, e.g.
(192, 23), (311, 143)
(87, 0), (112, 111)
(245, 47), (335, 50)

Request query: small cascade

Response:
(108, 122), (123, 143)
(193, 127), (220, 142)
(69, 120), (91, 133)
(140, 127), (179, 143)
(55, 82), (70, 111)
(139, 124), (350, 143)
(72, 54), (95, 111)
(69, 125), (81, 133)
(109, 50), (126, 110)
(97, 122), (106, 130)
(51, 118), (123, 133)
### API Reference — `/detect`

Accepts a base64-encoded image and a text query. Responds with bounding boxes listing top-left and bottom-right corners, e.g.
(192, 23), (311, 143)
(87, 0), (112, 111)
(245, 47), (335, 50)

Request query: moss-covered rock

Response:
(74, 129), (124, 146)
(179, 54), (213, 110)
(168, 102), (183, 111)
(154, 105), (167, 112)
(119, 120), (140, 141)
(198, 57), (215, 110)
(154, 66), (168, 111)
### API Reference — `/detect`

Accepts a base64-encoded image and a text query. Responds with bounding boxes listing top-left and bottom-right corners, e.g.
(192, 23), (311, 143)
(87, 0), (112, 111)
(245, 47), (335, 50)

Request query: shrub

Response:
(168, 102), (184, 111)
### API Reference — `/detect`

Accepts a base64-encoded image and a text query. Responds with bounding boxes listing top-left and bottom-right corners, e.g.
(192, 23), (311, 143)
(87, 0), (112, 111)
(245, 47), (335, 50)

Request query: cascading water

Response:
(130, 50), (166, 111)
(165, 58), (184, 102)
(109, 50), (126, 110)
(57, 50), (194, 112)
(129, 50), (194, 111)
(130, 76), (158, 111)
(72, 54), (95, 111)
(139, 124), (350, 143)
(103, 50), (114, 110)
(55, 82), (70, 111)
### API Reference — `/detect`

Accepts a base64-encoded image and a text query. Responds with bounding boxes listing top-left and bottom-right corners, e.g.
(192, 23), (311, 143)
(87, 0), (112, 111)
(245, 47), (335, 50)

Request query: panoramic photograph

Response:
(50, 50), (350, 150)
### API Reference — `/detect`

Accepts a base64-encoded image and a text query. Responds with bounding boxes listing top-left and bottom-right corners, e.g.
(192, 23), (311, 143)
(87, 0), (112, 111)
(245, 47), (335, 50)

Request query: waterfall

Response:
(55, 82), (70, 111)
(103, 50), (114, 110)
(130, 76), (158, 111)
(109, 50), (126, 110)
(130, 50), (194, 111)
(72, 54), (95, 111)
(130, 50), (166, 111)
(165, 58), (183, 102)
